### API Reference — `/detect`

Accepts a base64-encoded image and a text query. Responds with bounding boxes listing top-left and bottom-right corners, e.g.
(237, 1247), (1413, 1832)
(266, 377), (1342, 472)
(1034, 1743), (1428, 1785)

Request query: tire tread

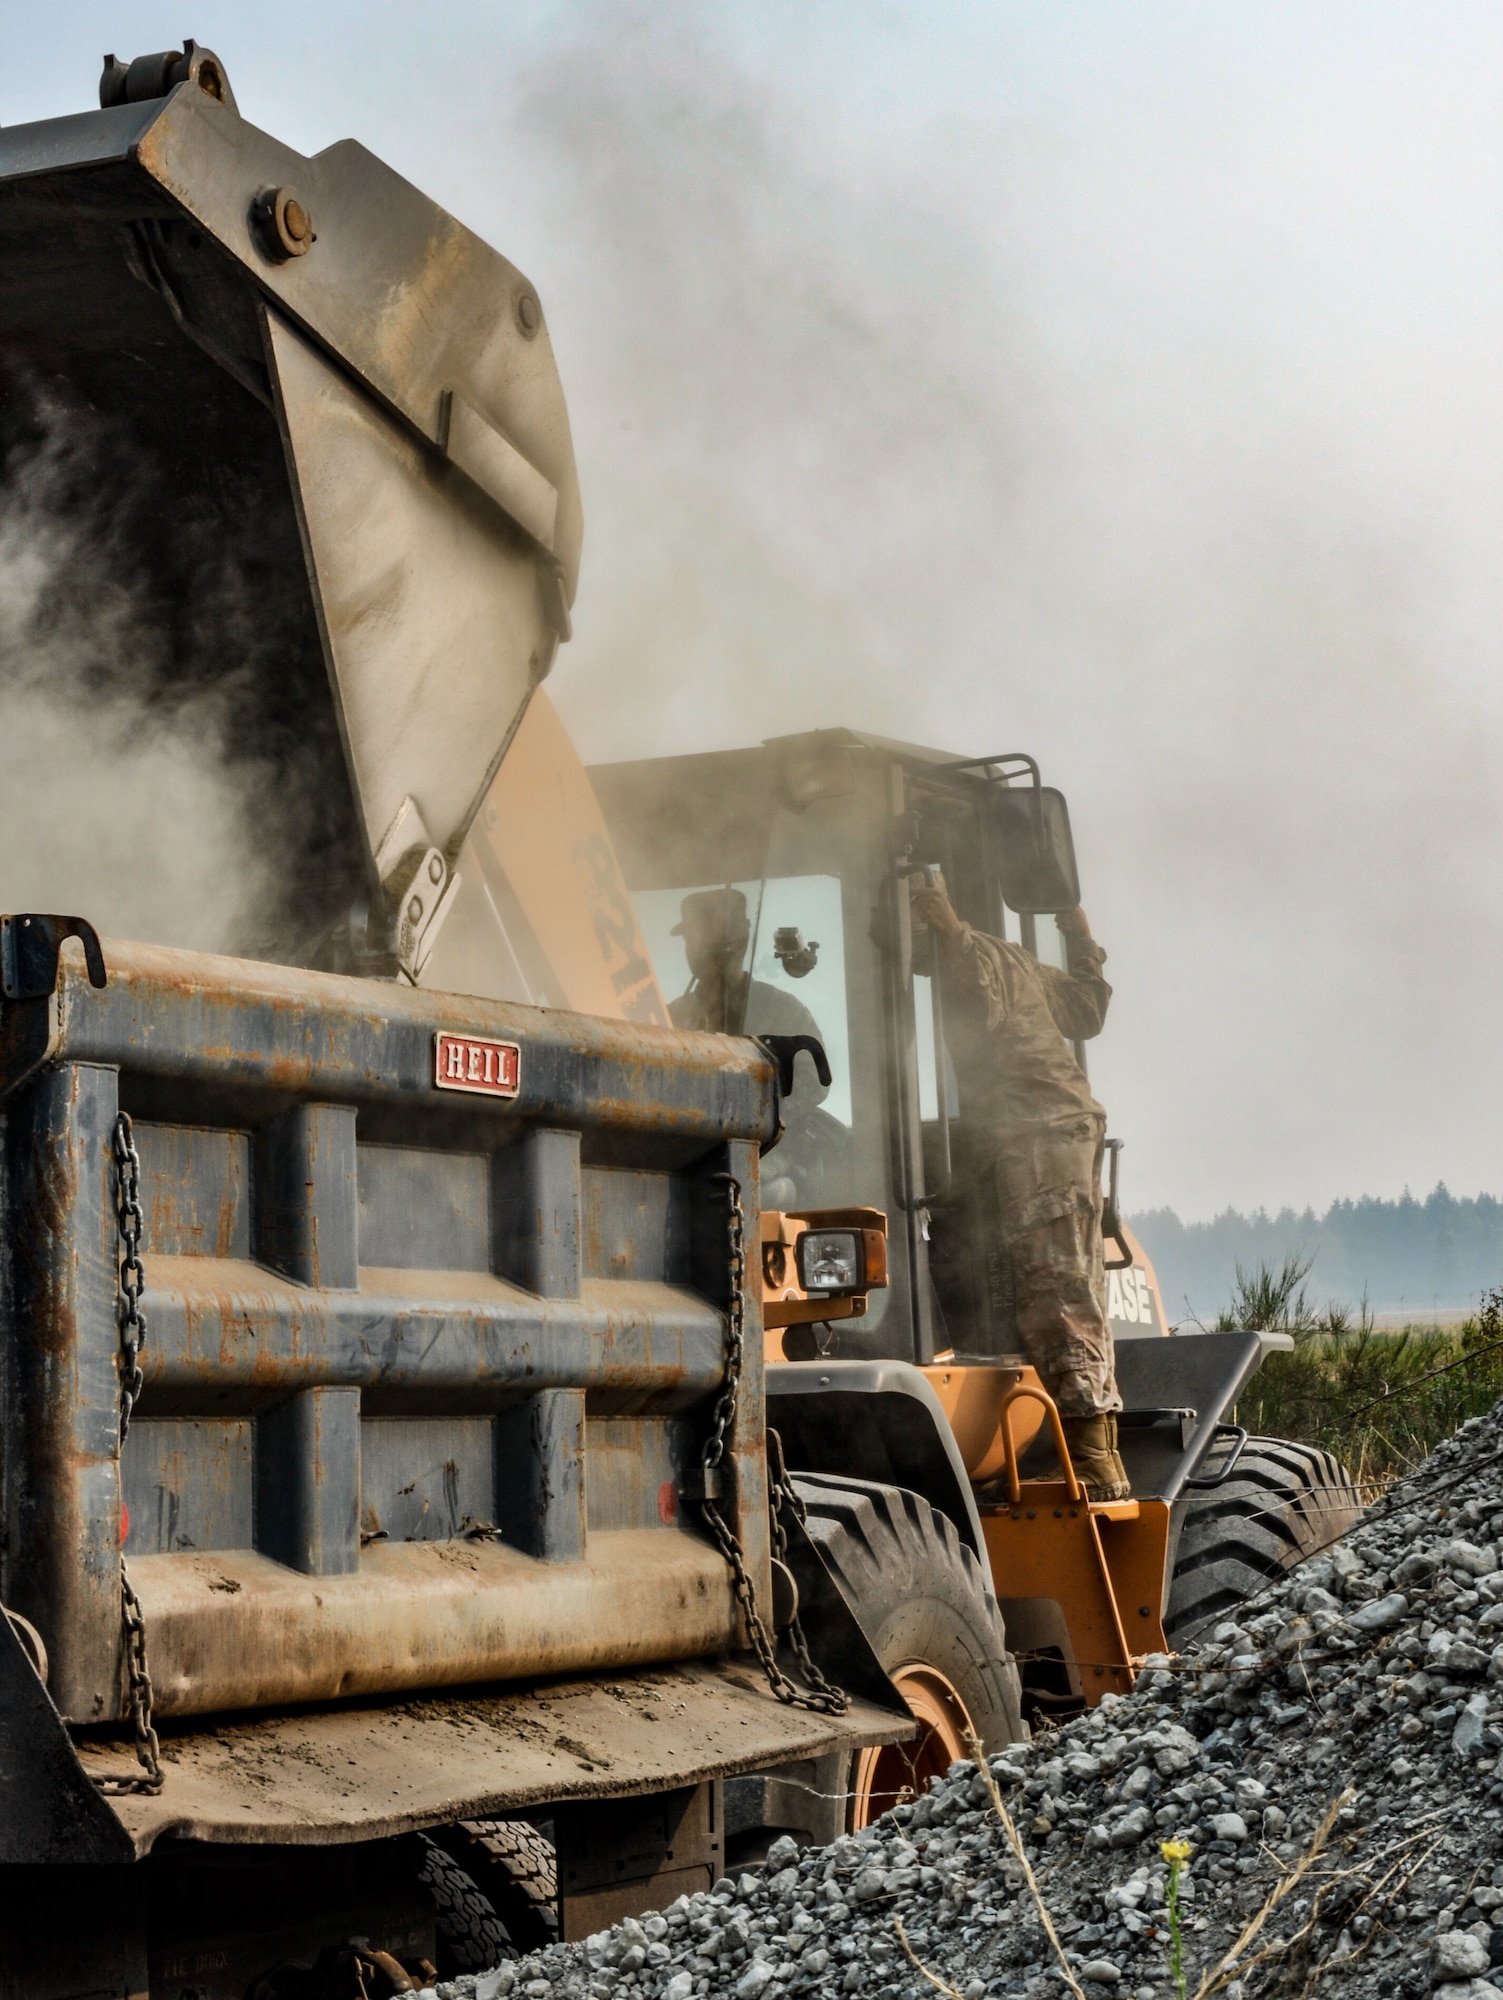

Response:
(1166, 1436), (1363, 1643)
(417, 1838), (514, 1970)
(792, 1472), (1024, 1754)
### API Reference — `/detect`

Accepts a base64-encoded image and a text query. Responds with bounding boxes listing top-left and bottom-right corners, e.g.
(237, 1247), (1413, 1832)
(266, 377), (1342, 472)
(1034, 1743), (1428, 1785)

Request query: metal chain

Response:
(97, 1559), (163, 1795)
(765, 1427), (848, 1712)
(112, 1112), (147, 1448)
(94, 1112), (164, 1796)
(701, 1173), (847, 1716)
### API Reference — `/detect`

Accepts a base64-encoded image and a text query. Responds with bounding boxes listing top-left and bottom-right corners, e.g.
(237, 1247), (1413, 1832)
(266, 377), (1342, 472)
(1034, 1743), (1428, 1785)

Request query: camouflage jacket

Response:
(936, 923), (1111, 1141)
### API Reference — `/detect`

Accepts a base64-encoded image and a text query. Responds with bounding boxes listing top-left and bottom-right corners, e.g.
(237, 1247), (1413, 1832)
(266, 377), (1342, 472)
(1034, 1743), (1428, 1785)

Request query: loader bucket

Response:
(0, 51), (581, 958)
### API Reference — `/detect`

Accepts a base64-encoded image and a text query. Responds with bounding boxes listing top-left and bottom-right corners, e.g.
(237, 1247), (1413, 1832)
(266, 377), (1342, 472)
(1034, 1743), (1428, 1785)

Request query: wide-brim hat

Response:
(671, 886), (750, 936)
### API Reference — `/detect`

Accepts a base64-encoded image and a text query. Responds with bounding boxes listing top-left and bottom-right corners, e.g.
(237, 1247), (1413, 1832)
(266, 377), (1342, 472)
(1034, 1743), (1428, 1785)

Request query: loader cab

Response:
(591, 729), (1157, 1360)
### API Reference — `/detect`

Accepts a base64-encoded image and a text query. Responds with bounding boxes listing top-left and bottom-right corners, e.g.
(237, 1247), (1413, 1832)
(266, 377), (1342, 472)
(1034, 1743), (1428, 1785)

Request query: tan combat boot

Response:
(1059, 1413), (1131, 1502)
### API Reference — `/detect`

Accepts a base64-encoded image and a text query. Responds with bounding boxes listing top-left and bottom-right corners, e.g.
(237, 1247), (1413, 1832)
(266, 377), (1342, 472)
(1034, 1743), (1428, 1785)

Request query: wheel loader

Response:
(0, 48), (1360, 1996)
(586, 735), (1364, 1825)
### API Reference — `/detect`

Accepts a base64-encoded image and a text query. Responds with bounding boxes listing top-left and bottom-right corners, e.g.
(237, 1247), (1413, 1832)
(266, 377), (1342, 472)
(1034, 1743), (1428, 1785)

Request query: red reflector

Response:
(433, 1032), (521, 1099)
(120, 1501), (130, 1547)
(657, 1480), (678, 1525)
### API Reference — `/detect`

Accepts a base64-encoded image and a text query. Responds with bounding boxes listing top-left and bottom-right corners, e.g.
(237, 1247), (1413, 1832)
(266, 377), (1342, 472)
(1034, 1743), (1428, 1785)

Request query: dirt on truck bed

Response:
(441, 1402), (1503, 2000)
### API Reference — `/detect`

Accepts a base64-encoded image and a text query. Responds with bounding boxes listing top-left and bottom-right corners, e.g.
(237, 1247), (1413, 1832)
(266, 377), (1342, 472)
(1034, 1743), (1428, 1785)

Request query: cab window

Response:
(634, 876), (854, 1215)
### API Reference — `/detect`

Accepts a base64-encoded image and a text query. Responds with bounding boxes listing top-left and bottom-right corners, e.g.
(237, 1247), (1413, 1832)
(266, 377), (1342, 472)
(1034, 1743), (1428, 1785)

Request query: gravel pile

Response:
(436, 1406), (1503, 2000)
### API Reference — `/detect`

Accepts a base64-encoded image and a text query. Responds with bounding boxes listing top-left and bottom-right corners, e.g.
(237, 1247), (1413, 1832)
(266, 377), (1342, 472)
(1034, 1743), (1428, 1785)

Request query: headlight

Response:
(796, 1229), (863, 1294)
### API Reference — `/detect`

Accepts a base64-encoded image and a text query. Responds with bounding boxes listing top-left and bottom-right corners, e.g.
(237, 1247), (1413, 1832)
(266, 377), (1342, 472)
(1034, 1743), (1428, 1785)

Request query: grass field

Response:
(1213, 1255), (1503, 1494)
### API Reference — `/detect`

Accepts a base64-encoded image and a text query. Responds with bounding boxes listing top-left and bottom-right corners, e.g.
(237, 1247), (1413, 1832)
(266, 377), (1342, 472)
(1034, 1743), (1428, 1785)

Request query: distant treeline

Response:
(1131, 1184), (1503, 1322)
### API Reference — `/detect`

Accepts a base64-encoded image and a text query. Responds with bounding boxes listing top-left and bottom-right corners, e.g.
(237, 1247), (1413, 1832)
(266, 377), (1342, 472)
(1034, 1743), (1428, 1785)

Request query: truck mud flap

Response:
(54, 1659), (905, 1861)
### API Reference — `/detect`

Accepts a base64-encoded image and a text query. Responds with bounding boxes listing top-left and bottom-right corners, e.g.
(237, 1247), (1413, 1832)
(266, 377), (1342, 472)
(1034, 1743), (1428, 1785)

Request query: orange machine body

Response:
(921, 1361), (1171, 1704)
(423, 690), (672, 1025)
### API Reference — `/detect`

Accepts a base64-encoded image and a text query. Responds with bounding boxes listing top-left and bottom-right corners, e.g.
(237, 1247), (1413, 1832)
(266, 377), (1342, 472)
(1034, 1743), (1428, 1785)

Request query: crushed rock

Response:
(432, 1405), (1503, 2000)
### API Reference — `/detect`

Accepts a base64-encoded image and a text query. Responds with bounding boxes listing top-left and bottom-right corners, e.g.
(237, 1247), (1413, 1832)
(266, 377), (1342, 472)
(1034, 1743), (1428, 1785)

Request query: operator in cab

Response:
(668, 887), (849, 1209)
(910, 881), (1128, 1501)
(667, 887), (820, 1041)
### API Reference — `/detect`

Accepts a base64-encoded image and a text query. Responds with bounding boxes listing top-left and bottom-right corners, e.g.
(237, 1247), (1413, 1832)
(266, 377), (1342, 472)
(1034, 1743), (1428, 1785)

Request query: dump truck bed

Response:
(0, 934), (902, 1860)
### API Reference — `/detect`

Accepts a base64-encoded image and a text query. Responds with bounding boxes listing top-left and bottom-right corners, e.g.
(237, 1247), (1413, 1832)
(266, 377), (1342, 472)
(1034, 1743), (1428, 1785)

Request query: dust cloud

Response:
(0, 382), (360, 959)
(0, 408), (268, 952)
(4, 9), (1501, 1218)
(401, 5), (1503, 1220)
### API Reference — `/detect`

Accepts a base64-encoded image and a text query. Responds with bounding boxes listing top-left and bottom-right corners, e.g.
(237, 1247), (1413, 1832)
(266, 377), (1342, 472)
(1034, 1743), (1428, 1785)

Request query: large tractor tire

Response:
(1165, 1436), (1364, 1645)
(793, 1473), (1026, 1826)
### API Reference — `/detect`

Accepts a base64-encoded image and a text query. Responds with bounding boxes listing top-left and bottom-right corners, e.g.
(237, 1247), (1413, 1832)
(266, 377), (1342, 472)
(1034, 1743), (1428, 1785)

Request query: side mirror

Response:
(990, 785), (1081, 915)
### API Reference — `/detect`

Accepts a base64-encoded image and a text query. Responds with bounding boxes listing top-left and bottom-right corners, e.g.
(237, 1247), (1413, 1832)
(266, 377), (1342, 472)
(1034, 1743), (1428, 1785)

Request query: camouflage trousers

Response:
(983, 1112), (1120, 1417)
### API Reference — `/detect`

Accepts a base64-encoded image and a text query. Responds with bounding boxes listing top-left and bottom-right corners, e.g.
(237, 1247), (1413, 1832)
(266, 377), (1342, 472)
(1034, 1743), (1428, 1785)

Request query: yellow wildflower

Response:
(1162, 1838), (1193, 2000)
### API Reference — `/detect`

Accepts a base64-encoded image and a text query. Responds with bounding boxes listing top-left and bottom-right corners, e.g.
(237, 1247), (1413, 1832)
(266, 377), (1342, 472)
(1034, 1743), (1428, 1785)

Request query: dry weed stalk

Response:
(1236, 1830), (1441, 2000)
(1311, 1848), (1447, 1992)
(893, 1917), (968, 2000)
(1189, 1787), (1353, 2000)
(891, 1739), (1355, 2000)
(963, 1729), (1090, 2000)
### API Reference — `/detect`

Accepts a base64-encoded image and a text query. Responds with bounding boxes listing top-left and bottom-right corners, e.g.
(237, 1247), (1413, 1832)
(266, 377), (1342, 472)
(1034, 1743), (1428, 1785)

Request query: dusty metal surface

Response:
(0, 1590), (134, 1863)
(0, 73), (623, 989)
(134, 1261), (728, 1401)
(428, 691), (672, 1022)
(77, 1660), (907, 1857)
(263, 303), (555, 869)
(0, 940), (778, 1723)
(129, 86), (583, 594)
(0, 940), (772, 1146)
(0, 66), (677, 1020)
(130, 1531), (736, 1716)
(1, 1059), (125, 1722)
(0, 81), (578, 874)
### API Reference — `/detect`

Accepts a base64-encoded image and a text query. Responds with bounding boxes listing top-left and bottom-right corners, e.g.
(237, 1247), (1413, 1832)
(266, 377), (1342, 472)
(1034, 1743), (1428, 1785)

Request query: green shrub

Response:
(1211, 1254), (1503, 1490)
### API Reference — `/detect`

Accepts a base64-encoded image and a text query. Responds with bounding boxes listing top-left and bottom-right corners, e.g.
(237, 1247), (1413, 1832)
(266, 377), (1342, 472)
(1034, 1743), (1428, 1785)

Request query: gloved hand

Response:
(910, 885), (966, 941)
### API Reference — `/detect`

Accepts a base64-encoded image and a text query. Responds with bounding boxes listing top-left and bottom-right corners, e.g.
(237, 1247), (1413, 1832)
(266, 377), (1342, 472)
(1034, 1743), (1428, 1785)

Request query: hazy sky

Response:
(7, 5), (1503, 1219)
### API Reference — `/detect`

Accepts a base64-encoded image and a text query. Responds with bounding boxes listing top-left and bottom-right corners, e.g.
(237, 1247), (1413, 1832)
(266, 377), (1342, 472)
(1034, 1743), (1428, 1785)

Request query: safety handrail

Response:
(995, 1380), (1084, 1507)
(1184, 1422), (1250, 1490)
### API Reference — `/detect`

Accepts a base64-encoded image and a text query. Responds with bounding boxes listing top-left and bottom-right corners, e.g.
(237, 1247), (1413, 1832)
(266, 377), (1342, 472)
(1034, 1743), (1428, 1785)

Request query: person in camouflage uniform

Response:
(910, 882), (1129, 1500)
